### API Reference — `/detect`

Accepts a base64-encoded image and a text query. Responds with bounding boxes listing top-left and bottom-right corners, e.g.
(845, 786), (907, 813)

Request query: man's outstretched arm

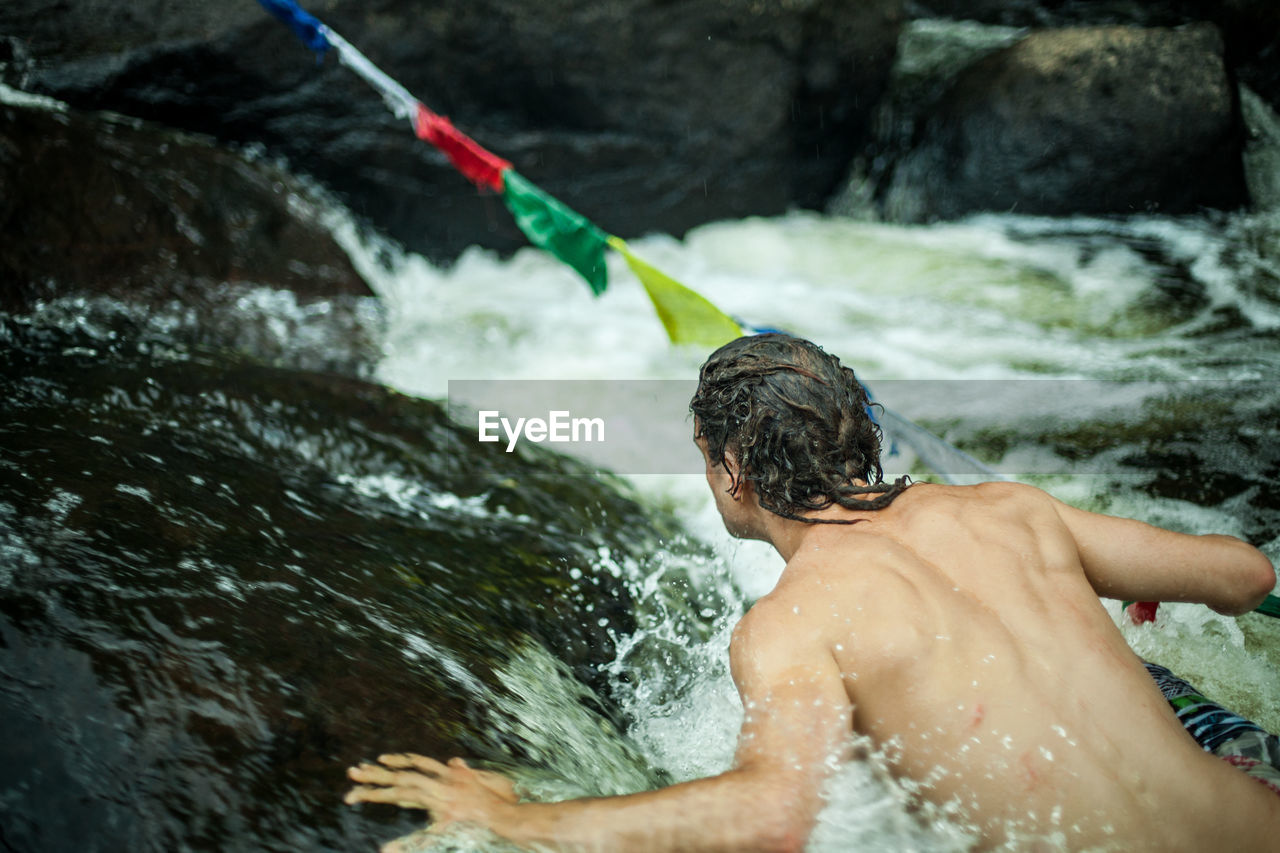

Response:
(1050, 493), (1276, 615)
(345, 609), (854, 852)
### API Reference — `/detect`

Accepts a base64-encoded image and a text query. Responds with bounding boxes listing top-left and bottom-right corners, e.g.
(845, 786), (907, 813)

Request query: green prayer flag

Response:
(607, 237), (743, 348)
(502, 169), (609, 295)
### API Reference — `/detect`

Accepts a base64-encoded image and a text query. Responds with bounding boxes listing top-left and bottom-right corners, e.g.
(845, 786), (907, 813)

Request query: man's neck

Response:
(758, 502), (868, 563)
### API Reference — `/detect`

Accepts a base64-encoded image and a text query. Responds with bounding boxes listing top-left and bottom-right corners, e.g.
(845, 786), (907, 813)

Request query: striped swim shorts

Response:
(1144, 661), (1280, 797)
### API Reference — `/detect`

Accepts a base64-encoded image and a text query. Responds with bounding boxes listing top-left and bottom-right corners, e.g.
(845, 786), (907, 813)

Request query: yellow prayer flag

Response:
(607, 237), (742, 348)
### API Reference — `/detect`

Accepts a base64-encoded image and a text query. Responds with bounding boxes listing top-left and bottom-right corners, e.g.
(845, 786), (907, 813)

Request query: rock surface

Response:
(0, 97), (370, 304)
(906, 0), (1280, 116)
(0, 94), (383, 371)
(0, 313), (690, 850)
(881, 24), (1247, 221)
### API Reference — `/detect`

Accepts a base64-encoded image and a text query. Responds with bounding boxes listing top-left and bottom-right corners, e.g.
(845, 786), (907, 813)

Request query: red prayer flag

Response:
(1125, 601), (1159, 624)
(414, 104), (510, 192)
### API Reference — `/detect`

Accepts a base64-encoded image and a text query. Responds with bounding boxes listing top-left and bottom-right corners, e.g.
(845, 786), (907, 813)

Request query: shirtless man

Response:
(346, 333), (1280, 850)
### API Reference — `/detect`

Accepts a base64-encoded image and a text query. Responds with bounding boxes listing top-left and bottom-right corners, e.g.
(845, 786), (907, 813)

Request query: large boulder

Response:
(1, 0), (903, 262)
(0, 310), (696, 851)
(881, 24), (1248, 221)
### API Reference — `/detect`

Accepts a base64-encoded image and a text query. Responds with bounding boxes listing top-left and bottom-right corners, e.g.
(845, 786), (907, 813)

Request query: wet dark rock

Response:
(826, 17), (1027, 218)
(905, 0), (1280, 112)
(881, 24), (1248, 221)
(0, 97), (382, 374)
(0, 98), (370, 305)
(1, 0), (904, 263)
(0, 316), (675, 851)
(1241, 87), (1280, 210)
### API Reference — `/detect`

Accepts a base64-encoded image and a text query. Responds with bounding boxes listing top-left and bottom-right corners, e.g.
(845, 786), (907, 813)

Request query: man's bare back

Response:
(747, 479), (1280, 848)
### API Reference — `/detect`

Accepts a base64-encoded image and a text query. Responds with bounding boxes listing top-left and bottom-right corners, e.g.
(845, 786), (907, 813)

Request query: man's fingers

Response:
(378, 753), (450, 775)
(343, 784), (437, 810)
(345, 753), (517, 819)
(348, 763), (424, 788)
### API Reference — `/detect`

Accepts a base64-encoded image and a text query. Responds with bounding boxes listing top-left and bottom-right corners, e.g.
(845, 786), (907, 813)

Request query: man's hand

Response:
(345, 754), (519, 826)
(339, 605), (851, 853)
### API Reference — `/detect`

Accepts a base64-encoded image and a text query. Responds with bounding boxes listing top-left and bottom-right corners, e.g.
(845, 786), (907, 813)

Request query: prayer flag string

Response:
(254, 0), (741, 348)
(249, 1), (1010, 488)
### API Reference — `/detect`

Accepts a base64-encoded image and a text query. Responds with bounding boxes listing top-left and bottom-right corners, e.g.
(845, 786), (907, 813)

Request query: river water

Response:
(3, 200), (1279, 851)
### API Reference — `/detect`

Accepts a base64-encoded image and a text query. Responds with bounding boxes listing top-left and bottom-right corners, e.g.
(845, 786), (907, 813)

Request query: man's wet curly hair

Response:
(690, 334), (909, 524)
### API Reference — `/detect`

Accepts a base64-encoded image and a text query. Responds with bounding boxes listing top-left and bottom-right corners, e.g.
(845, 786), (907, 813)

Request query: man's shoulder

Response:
(728, 593), (835, 682)
(938, 480), (1063, 517)
(748, 540), (911, 630)
(959, 479), (1047, 502)
(910, 481), (1076, 551)
(732, 574), (853, 644)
